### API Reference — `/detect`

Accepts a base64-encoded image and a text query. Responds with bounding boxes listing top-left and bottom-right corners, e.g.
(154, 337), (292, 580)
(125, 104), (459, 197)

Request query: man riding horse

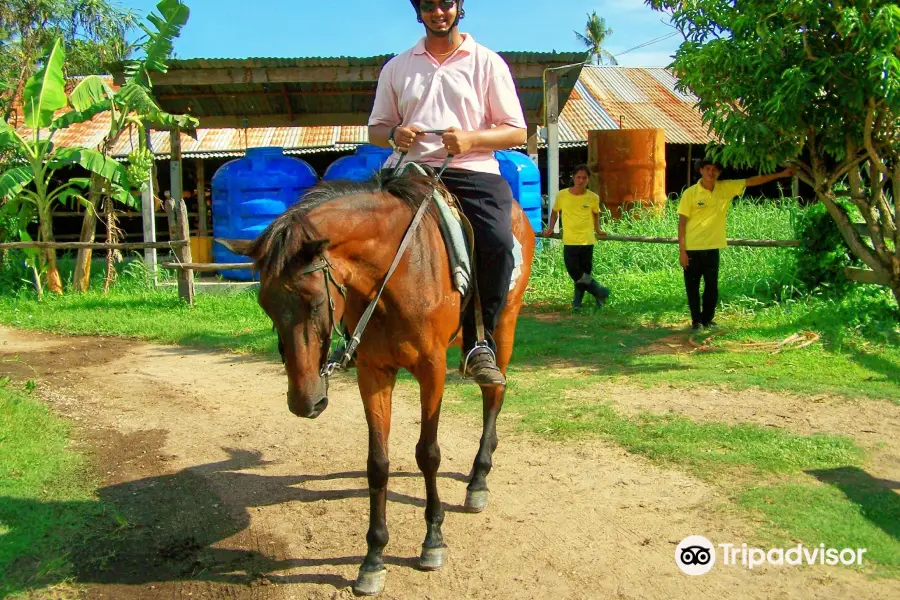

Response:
(368, 0), (528, 387)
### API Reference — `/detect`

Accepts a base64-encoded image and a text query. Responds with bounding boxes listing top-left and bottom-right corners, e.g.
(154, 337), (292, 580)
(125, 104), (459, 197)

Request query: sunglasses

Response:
(420, 0), (456, 12)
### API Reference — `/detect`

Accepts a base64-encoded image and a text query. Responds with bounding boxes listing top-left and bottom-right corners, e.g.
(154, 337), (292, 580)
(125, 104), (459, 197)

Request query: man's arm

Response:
(678, 215), (690, 268)
(442, 124), (526, 155)
(745, 168), (795, 187)
(368, 125), (395, 149)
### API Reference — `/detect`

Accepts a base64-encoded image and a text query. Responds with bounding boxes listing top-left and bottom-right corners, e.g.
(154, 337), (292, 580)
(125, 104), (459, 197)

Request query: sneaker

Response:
(464, 346), (507, 387)
(691, 322), (702, 331)
(703, 321), (719, 330)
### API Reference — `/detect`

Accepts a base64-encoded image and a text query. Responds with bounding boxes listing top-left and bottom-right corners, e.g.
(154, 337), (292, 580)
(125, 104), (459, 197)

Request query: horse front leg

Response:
(465, 385), (504, 512)
(353, 363), (397, 596)
(465, 300), (519, 513)
(410, 359), (447, 571)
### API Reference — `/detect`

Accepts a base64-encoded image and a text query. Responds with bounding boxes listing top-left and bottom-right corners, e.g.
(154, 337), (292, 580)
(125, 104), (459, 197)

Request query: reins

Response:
(279, 131), (487, 384)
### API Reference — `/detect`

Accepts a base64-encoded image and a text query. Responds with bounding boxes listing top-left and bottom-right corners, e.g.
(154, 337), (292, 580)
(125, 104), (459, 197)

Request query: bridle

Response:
(273, 255), (348, 382)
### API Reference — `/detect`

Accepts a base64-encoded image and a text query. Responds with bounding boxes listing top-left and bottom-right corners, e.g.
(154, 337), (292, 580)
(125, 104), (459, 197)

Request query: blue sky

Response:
(117, 0), (680, 66)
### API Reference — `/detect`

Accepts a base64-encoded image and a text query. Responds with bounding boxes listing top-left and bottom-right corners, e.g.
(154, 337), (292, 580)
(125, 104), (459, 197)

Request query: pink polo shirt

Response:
(368, 34), (526, 175)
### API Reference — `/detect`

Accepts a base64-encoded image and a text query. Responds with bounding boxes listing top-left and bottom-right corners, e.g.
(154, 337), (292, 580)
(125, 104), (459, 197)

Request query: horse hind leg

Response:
(412, 358), (448, 571)
(354, 364), (397, 596)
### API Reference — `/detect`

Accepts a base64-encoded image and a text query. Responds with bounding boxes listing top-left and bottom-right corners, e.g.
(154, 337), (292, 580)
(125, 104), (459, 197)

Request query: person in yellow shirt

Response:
(678, 159), (795, 330)
(543, 164), (610, 311)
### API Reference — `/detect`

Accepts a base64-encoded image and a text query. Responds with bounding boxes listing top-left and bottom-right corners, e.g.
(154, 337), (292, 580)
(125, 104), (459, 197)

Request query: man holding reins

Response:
(368, 0), (527, 387)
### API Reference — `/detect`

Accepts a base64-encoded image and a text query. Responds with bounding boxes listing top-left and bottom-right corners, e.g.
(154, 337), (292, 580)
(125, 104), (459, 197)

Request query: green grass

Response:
(439, 370), (898, 574)
(740, 481), (900, 570)
(0, 383), (120, 597)
(1, 197), (898, 577)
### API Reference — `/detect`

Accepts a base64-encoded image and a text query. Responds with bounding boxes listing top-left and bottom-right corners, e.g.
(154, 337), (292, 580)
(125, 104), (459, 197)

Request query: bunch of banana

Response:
(126, 147), (155, 192)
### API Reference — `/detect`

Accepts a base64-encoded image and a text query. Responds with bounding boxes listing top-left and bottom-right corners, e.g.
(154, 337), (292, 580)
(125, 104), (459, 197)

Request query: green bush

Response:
(795, 199), (860, 295)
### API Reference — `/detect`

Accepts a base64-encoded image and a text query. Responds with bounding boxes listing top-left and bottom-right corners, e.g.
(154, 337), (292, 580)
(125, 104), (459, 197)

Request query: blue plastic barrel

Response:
(321, 145), (543, 235)
(495, 150), (542, 233)
(211, 147), (318, 281)
(323, 145), (393, 181)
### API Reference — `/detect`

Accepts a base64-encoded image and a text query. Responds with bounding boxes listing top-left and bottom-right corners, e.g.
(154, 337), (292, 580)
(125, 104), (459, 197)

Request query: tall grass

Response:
(528, 197), (803, 321)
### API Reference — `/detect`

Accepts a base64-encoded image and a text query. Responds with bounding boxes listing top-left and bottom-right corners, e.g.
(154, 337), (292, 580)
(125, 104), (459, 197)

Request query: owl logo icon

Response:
(675, 536), (716, 575)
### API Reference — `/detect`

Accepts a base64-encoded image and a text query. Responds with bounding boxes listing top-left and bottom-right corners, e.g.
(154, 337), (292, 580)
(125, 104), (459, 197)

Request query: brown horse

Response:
(224, 173), (534, 595)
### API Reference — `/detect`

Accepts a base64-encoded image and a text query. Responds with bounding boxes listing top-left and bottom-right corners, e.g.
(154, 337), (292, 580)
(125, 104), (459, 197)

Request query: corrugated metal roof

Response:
(135, 52), (586, 123)
(16, 67), (713, 158)
(567, 66), (713, 144)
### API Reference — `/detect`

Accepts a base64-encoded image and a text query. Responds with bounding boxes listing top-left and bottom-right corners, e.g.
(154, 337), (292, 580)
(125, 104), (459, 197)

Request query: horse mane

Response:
(248, 174), (440, 282)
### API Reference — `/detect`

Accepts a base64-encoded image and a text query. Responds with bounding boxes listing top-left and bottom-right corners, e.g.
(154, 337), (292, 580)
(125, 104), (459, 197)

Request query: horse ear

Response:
(215, 238), (253, 256)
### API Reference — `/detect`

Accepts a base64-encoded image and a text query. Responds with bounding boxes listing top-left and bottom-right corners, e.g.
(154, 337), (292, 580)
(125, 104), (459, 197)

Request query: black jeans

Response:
(683, 249), (720, 325)
(436, 168), (516, 354)
(563, 245), (593, 283)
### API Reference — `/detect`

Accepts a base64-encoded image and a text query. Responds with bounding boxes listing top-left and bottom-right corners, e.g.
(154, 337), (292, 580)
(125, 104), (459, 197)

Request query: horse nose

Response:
(309, 396), (329, 418)
(287, 390), (329, 419)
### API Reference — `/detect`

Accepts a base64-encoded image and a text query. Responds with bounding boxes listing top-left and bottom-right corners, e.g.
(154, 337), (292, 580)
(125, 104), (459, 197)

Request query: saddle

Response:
(392, 162), (473, 297)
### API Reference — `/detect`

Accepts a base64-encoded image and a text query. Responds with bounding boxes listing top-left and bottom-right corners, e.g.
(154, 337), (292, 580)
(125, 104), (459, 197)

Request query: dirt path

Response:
(1, 326), (897, 600)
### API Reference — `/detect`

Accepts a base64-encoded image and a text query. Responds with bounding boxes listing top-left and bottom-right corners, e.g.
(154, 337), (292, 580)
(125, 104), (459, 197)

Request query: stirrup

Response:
(462, 342), (496, 376)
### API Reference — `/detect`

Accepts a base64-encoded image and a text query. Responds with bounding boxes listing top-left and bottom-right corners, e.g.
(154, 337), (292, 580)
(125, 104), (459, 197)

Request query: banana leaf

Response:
(69, 75), (116, 112)
(127, 0), (190, 82)
(51, 99), (112, 131)
(23, 39), (67, 129)
(50, 148), (129, 189)
(0, 167), (36, 202)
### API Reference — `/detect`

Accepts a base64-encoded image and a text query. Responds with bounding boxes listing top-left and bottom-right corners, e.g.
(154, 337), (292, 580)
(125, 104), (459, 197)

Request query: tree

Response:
(65, 0), (196, 292)
(575, 11), (618, 66)
(0, 0), (135, 121)
(0, 38), (134, 296)
(646, 0), (900, 309)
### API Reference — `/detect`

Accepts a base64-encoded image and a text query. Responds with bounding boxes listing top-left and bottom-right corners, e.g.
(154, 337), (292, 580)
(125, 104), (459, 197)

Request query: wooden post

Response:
(545, 69), (560, 231)
(527, 122), (539, 167)
(686, 144), (693, 187)
(196, 159), (208, 237)
(791, 176), (800, 199)
(169, 128), (194, 304)
(141, 169), (158, 284)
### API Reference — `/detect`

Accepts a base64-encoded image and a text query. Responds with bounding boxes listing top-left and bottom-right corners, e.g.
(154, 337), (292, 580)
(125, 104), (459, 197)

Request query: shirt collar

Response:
(412, 33), (475, 56)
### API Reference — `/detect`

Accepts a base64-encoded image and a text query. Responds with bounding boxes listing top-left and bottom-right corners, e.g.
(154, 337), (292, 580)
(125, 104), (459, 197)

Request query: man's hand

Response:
(392, 125), (422, 153)
(595, 230), (608, 238)
(442, 127), (476, 155)
(679, 250), (690, 269)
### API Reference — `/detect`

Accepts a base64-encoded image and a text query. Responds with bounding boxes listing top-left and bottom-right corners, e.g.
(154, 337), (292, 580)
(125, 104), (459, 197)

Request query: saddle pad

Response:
(394, 163), (472, 297)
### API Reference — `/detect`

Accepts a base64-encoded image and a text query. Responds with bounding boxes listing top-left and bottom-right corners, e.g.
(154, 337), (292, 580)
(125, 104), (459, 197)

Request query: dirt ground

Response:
(1, 325), (898, 600)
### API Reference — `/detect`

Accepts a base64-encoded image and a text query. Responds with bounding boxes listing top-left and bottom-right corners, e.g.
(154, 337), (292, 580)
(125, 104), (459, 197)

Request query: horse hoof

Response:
(419, 545), (447, 571)
(464, 489), (489, 513)
(353, 568), (386, 596)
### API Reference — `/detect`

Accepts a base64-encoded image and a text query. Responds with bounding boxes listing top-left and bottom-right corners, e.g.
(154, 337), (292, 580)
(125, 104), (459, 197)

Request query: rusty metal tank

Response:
(588, 129), (666, 218)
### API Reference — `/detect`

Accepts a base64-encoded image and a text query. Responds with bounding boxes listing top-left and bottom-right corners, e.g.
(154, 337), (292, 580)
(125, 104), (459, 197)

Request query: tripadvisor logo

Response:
(675, 536), (867, 575)
(676, 535), (715, 575)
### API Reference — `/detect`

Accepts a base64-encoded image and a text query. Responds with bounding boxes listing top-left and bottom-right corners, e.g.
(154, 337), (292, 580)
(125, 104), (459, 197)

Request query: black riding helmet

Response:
(409, 0), (465, 27)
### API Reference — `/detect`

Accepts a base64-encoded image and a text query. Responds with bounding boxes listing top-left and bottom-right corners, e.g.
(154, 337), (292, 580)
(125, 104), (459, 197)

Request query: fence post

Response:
(169, 128), (194, 304)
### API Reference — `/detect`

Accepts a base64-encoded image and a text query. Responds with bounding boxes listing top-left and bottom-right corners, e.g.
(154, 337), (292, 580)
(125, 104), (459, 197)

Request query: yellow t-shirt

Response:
(677, 179), (746, 250)
(554, 188), (600, 246)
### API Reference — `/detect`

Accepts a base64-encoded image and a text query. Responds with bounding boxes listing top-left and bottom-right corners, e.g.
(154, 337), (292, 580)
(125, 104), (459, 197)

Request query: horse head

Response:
(218, 234), (337, 419)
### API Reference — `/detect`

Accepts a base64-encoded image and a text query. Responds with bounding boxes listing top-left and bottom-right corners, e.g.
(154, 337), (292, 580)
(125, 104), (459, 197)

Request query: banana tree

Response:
(64, 0), (196, 291)
(0, 37), (133, 295)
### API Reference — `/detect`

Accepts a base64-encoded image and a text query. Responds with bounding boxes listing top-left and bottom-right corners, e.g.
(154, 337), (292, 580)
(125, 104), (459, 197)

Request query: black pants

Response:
(683, 249), (720, 325)
(435, 168), (516, 353)
(563, 245), (593, 283)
